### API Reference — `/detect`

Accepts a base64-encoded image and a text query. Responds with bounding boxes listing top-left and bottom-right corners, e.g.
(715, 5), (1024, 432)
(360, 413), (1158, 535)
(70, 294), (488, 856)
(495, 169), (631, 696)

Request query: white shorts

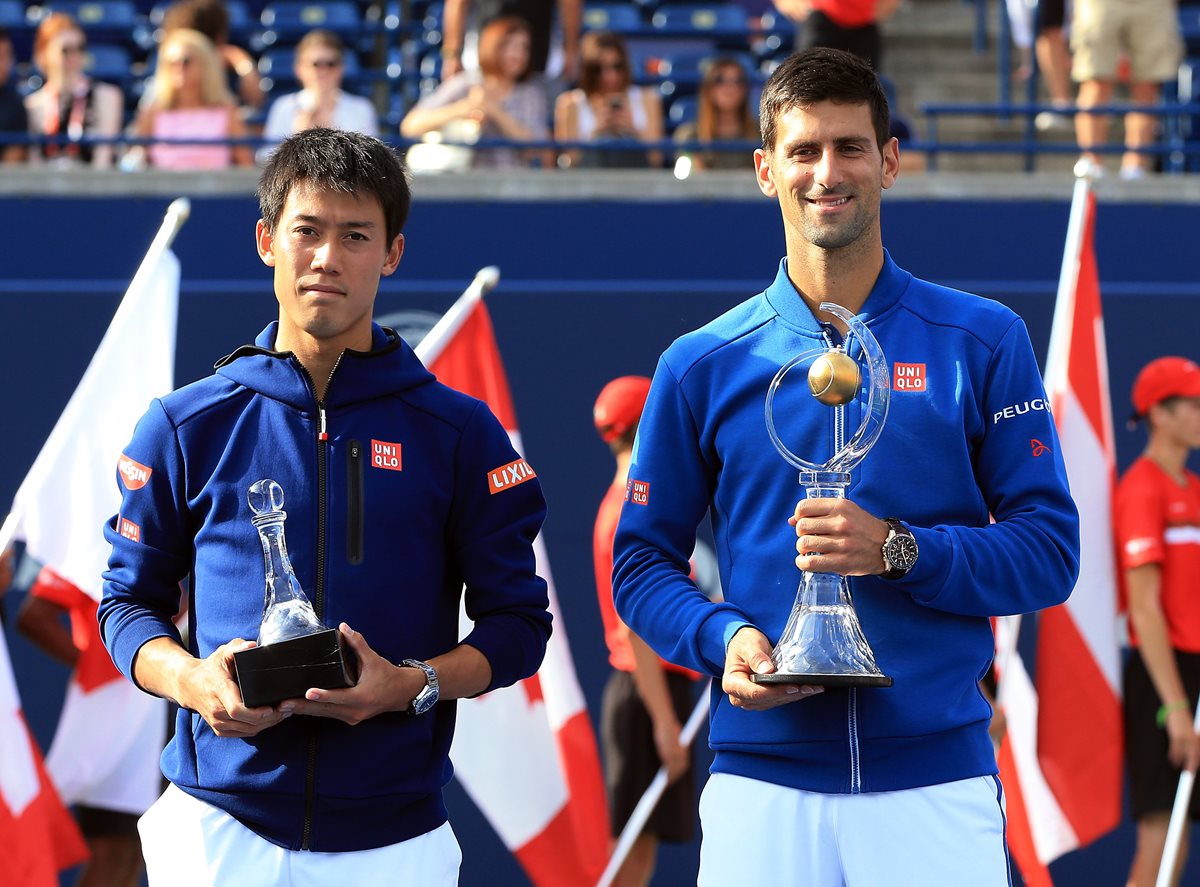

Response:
(698, 773), (1011, 887)
(139, 784), (462, 887)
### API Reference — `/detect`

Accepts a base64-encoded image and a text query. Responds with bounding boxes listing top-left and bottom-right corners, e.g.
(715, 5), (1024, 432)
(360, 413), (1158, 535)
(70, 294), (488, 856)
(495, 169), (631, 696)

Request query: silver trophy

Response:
(754, 302), (893, 688)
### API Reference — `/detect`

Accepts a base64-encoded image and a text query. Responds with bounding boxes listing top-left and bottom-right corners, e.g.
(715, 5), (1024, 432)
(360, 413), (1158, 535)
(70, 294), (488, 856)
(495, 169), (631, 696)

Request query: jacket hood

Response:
(215, 322), (437, 410)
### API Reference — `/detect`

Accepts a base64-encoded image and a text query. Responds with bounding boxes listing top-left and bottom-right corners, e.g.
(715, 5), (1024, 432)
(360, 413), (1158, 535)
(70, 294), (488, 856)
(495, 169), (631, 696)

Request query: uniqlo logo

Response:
(488, 458), (537, 494)
(119, 517), (141, 543)
(893, 362), (927, 391)
(118, 454), (152, 490)
(629, 479), (650, 506)
(370, 439), (402, 471)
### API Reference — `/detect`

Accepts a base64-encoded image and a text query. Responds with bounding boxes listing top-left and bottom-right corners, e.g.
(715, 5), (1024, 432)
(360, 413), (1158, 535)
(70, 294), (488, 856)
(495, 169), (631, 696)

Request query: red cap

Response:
(593, 376), (652, 443)
(1132, 356), (1200, 416)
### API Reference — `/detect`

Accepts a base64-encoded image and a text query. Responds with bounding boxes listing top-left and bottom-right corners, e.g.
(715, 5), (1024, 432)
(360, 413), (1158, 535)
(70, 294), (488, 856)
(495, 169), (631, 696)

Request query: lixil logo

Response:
(488, 458), (537, 494)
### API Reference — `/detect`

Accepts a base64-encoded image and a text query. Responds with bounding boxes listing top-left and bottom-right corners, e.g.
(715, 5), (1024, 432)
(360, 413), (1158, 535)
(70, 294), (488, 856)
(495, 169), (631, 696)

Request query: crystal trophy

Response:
(233, 479), (358, 707)
(752, 302), (893, 688)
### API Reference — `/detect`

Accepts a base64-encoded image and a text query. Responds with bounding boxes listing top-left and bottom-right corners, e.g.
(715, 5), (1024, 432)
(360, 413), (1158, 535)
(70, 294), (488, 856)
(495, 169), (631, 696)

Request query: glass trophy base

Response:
(233, 628), (359, 707)
(750, 671), (894, 688)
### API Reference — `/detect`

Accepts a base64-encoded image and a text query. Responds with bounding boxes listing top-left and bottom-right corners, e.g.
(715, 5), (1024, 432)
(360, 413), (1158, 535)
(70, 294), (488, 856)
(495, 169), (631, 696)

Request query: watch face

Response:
(886, 535), (918, 570)
(413, 687), (438, 715)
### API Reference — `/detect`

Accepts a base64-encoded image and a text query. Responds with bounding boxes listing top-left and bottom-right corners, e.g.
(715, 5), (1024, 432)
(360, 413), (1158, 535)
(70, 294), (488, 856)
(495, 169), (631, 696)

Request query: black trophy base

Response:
(751, 671), (894, 688)
(233, 628), (359, 708)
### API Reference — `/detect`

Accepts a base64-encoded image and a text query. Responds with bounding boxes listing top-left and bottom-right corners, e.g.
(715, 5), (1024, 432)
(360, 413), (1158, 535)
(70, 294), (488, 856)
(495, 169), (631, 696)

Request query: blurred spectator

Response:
(24, 13), (124, 169)
(554, 31), (664, 169)
(129, 28), (252, 170)
(673, 58), (759, 172)
(402, 16), (549, 169)
(259, 30), (377, 162)
(1005, 0), (1074, 131)
(441, 0), (581, 84)
(1072, 0), (1183, 179)
(162, 0), (264, 109)
(0, 28), (27, 163)
(772, 0), (900, 70)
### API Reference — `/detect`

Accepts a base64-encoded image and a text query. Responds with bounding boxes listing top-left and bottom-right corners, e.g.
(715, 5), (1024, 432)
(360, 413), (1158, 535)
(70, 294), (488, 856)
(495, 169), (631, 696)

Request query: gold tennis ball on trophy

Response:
(807, 352), (861, 406)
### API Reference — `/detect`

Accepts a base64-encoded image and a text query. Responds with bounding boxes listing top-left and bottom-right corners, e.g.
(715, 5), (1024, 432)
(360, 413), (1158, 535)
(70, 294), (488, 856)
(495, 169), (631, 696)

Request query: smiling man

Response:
(99, 128), (552, 886)
(612, 49), (1080, 885)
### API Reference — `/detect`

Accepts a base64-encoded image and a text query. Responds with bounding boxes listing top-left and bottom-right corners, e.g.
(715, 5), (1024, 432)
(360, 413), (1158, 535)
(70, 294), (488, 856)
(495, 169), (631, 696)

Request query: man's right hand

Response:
(722, 626), (823, 711)
(179, 639), (292, 738)
(652, 716), (690, 784)
(1165, 706), (1200, 772)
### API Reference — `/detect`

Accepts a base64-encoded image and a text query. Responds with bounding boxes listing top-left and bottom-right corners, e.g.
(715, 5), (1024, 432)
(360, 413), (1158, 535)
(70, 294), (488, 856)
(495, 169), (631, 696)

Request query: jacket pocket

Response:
(347, 439), (364, 565)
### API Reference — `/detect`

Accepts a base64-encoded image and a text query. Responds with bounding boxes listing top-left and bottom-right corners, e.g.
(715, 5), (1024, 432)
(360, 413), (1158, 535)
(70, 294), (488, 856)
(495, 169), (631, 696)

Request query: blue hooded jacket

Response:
(100, 322), (551, 851)
(614, 254), (1079, 795)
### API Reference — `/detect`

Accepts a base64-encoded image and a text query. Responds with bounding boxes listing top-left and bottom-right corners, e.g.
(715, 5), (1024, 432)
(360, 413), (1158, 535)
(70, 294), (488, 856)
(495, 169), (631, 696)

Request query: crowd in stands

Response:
(0, 0), (1195, 174)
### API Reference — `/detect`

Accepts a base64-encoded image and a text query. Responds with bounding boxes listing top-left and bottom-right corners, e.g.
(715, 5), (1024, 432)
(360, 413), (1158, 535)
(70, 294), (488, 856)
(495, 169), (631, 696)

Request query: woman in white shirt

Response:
(260, 30), (377, 162)
(554, 30), (663, 169)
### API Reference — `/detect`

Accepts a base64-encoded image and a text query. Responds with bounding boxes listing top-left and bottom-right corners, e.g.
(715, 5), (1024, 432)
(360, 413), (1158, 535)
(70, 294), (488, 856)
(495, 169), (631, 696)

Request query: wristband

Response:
(441, 46), (461, 59)
(1157, 699), (1190, 728)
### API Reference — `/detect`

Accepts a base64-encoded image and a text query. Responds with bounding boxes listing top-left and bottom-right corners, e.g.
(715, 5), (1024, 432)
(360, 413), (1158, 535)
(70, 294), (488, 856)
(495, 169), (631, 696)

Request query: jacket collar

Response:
(763, 249), (911, 336)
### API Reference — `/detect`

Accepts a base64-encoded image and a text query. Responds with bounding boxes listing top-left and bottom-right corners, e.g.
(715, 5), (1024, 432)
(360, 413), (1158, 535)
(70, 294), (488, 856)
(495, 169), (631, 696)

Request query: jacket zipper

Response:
(296, 354), (343, 851)
(346, 440), (364, 565)
(848, 687), (862, 793)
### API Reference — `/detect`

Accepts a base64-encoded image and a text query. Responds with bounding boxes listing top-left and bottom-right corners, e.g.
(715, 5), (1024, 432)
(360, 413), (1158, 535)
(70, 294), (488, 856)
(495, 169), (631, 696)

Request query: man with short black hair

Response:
(100, 128), (552, 885)
(1116, 356), (1200, 887)
(613, 48), (1079, 885)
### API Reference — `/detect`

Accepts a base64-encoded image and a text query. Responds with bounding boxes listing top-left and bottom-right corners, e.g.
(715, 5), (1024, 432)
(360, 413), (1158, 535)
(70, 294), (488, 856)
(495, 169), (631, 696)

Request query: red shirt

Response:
(812, 0), (878, 28)
(1115, 457), (1200, 652)
(594, 482), (696, 677)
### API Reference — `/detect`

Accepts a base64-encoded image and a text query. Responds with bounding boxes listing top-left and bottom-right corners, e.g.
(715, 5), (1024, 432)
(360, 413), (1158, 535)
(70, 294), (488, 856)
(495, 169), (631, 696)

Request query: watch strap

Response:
(880, 518), (917, 580)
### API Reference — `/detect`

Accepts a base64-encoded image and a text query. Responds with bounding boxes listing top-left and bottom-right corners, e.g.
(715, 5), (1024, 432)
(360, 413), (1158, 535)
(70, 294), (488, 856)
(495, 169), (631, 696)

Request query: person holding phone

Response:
(554, 30), (662, 168)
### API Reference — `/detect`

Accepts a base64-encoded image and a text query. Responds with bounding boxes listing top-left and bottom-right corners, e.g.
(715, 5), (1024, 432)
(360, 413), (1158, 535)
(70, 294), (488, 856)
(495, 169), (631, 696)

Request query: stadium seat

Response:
(651, 4), (747, 35)
(42, 2), (140, 36)
(0, 1), (23, 29)
(84, 44), (133, 83)
(667, 94), (697, 131)
(656, 49), (755, 87)
(582, 4), (643, 33)
(1182, 6), (1200, 53)
(260, 2), (362, 38)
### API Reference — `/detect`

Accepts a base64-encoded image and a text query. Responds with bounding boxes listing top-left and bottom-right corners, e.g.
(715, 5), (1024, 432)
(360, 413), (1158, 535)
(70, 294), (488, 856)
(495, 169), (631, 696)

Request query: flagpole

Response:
(596, 687), (710, 887)
(0, 198), (191, 560)
(414, 266), (501, 366)
(1155, 698), (1200, 887)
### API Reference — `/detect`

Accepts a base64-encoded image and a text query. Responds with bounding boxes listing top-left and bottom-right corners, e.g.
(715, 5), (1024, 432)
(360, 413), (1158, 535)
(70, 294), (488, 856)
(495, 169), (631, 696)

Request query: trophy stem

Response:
(252, 506), (322, 645)
(759, 472), (893, 688)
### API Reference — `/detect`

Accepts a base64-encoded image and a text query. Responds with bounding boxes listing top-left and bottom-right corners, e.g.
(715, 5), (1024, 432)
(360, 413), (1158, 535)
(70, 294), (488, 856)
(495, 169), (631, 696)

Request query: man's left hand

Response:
(790, 498), (890, 576)
(282, 623), (423, 725)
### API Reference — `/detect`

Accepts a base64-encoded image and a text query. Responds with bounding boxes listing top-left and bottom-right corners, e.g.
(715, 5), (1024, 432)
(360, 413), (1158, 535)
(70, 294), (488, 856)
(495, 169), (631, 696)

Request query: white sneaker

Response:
(1119, 165), (1147, 180)
(1035, 111), (1073, 132)
(1073, 157), (1105, 178)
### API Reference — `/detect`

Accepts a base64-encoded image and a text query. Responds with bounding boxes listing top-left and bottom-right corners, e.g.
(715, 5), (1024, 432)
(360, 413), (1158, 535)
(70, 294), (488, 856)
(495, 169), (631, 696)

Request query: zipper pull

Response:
(318, 405), (329, 442)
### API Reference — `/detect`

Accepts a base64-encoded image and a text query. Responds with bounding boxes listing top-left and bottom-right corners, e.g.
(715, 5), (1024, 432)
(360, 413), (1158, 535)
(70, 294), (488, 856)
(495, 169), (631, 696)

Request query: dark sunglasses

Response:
(60, 43), (87, 55)
(310, 58), (342, 69)
(712, 74), (746, 86)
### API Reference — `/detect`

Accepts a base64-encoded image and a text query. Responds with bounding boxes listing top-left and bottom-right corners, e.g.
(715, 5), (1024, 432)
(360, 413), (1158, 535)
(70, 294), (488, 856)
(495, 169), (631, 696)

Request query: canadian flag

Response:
(416, 268), (609, 886)
(998, 179), (1123, 884)
(0, 204), (186, 817)
(0, 625), (89, 884)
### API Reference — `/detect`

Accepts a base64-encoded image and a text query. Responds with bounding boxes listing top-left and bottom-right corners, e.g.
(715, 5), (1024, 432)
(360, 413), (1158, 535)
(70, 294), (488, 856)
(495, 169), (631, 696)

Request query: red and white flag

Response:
(998, 179), (1123, 884)
(0, 203), (189, 816)
(0, 625), (89, 885)
(416, 268), (609, 886)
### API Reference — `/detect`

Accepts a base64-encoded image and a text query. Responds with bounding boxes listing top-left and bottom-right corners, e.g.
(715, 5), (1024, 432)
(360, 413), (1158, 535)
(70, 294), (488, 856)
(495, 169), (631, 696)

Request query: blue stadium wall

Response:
(3, 190), (1199, 886)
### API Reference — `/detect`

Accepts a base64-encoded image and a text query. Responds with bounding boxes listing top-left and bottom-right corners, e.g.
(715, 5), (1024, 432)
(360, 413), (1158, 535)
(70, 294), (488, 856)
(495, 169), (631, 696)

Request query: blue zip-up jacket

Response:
(99, 322), (552, 851)
(613, 254), (1079, 794)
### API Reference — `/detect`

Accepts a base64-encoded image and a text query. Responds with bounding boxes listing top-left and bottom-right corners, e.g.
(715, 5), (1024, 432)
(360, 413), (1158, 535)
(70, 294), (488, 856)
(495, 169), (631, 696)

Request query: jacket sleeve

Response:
(449, 402), (552, 691)
(613, 358), (754, 676)
(98, 399), (192, 688)
(896, 318), (1081, 617)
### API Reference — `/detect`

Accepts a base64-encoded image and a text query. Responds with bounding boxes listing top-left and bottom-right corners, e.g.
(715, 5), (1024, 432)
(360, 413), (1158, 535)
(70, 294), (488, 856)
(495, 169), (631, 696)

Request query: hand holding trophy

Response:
(753, 302), (893, 688)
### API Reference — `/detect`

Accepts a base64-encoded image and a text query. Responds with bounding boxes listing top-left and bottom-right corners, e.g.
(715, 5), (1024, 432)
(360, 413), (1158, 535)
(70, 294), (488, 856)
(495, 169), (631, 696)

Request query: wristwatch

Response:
(880, 518), (919, 580)
(401, 659), (440, 715)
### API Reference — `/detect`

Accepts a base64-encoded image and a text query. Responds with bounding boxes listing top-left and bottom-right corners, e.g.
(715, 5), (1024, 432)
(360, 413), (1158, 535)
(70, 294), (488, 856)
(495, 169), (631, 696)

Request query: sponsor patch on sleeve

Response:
(628, 479), (650, 506)
(118, 454), (152, 490)
(488, 458), (537, 494)
(119, 517), (142, 543)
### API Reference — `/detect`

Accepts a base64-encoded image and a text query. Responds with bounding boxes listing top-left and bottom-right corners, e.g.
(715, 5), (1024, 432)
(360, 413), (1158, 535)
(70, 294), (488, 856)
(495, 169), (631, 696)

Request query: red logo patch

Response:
(488, 458), (537, 494)
(1030, 439), (1050, 457)
(629, 479), (650, 506)
(370, 439), (402, 471)
(893, 363), (927, 391)
(119, 517), (141, 543)
(118, 454), (152, 490)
